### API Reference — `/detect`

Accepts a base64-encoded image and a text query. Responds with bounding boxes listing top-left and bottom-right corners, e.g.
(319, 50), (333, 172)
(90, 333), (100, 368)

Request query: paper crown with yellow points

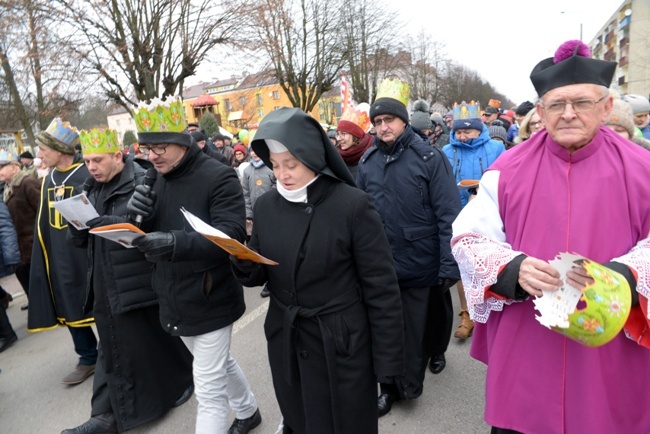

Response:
(452, 100), (481, 120)
(79, 129), (120, 155)
(132, 95), (193, 147)
(370, 78), (410, 124)
(375, 78), (410, 107)
(35, 118), (80, 155)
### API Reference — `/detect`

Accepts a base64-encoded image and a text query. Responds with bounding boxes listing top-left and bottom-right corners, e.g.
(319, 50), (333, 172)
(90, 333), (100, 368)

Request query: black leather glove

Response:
(435, 278), (458, 292)
(132, 232), (175, 261)
(229, 255), (258, 274)
(86, 215), (127, 229)
(126, 185), (157, 221)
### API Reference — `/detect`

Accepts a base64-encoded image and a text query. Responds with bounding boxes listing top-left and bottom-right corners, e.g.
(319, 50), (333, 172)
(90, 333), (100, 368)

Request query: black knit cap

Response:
(369, 97), (409, 125)
(515, 101), (535, 116)
(137, 131), (192, 147)
(530, 40), (617, 97)
(19, 151), (34, 159)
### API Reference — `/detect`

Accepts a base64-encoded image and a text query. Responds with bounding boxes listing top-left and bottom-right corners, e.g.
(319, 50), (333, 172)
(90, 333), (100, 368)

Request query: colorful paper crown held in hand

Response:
(552, 260), (631, 347)
(452, 101), (481, 120)
(79, 129), (120, 154)
(375, 78), (410, 107)
(132, 96), (187, 133)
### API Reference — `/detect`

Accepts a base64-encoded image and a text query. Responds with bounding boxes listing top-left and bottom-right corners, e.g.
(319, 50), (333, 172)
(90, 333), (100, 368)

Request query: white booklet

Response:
(51, 193), (100, 230)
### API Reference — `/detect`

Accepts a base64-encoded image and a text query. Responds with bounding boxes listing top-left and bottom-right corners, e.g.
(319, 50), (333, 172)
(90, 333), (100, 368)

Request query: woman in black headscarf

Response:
(231, 108), (404, 434)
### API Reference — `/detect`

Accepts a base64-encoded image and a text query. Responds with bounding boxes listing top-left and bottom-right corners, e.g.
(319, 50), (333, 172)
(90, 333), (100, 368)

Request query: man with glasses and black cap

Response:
(481, 105), (500, 126)
(452, 40), (650, 433)
(126, 97), (261, 434)
(357, 78), (461, 417)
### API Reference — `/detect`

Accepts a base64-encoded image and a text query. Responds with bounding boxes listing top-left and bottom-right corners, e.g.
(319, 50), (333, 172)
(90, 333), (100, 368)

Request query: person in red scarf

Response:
(336, 118), (373, 182)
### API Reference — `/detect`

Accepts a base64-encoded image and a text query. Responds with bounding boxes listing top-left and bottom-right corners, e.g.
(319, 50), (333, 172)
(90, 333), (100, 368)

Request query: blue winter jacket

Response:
(0, 201), (21, 278)
(357, 126), (461, 287)
(442, 126), (506, 206)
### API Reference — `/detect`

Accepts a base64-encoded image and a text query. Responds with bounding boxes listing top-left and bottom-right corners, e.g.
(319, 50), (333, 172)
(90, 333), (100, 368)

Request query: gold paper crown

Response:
(340, 102), (372, 133)
(453, 101), (481, 119)
(45, 118), (80, 147)
(375, 78), (410, 107)
(79, 129), (120, 155)
(132, 96), (187, 133)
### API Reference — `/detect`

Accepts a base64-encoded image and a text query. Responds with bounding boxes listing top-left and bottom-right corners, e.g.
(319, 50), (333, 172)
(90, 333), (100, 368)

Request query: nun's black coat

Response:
(234, 108), (405, 434)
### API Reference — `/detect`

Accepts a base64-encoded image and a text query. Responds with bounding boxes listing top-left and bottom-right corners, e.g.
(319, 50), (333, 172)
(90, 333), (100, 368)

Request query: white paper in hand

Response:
(533, 252), (584, 329)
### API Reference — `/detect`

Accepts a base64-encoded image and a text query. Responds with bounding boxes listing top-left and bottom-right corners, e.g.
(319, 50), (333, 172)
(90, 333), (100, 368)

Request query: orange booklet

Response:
(89, 223), (146, 249)
(181, 208), (278, 265)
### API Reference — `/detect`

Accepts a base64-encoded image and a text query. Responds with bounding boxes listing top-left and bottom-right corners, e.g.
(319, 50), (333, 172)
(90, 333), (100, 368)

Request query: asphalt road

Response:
(0, 274), (489, 433)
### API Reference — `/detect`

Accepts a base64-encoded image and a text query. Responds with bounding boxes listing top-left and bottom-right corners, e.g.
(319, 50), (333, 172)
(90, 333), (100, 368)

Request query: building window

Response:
(240, 96), (246, 106)
(258, 109), (264, 118)
(273, 91), (280, 100)
(274, 106), (281, 111)
(256, 93), (263, 106)
(225, 99), (232, 111)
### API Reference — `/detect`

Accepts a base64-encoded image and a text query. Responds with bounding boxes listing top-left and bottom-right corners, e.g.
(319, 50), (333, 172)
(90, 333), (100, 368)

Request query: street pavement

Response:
(0, 274), (489, 433)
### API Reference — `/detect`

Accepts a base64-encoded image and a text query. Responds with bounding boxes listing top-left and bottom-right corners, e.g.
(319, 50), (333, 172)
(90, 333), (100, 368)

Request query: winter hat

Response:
(337, 120), (364, 139)
(516, 101), (535, 116)
(488, 125), (508, 143)
(19, 151), (34, 160)
(530, 40), (617, 97)
(430, 113), (443, 126)
(604, 99), (636, 137)
(369, 78), (410, 125)
(190, 131), (207, 143)
(622, 94), (650, 114)
(410, 100), (433, 131)
(453, 118), (484, 131)
(483, 106), (499, 116)
(327, 130), (338, 140)
(233, 144), (247, 155)
(444, 111), (454, 120)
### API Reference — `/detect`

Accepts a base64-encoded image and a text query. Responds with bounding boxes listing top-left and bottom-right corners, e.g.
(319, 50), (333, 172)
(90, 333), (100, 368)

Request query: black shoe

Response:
(260, 285), (270, 298)
(377, 392), (400, 417)
(20, 304), (28, 311)
(61, 414), (117, 434)
(428, 353), (446, 374)
(0, 334), (17, 353)
(228, 408), (262, 434)
(174, 384), (194, 407)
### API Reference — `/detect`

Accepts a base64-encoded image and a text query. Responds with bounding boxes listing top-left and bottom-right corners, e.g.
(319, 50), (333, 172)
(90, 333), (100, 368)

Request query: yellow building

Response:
(183, 70), (342, 135)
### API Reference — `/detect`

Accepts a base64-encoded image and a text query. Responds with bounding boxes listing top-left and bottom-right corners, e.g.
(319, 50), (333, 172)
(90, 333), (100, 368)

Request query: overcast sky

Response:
(413, 0), (626, 105)
(194, 0), (626, 108)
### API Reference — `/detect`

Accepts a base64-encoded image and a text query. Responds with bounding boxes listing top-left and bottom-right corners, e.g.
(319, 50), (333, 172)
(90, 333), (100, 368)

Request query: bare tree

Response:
(58, 0), (241, 111)
(0, 0), (84, 142)
(340, 0), (404, 104)
(248, 0), (347, 112)
(406, 30), (450, 107)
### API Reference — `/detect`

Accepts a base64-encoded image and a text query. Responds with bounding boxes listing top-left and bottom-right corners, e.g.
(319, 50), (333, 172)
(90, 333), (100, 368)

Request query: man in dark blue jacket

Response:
(357, 79), (461, 417)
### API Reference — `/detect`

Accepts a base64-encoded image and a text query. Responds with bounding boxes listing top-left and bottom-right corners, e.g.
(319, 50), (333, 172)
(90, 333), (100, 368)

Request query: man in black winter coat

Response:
(62, 132), (194, 434)
(127, 97), (261, 434)
(357, 79), (461, 417)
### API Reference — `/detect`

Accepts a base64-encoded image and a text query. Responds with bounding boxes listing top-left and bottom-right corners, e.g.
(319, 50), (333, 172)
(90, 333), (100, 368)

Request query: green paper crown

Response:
(132, 96), (187, 133)
(375, 78), (410, 106)
(79, 129), (120, 154)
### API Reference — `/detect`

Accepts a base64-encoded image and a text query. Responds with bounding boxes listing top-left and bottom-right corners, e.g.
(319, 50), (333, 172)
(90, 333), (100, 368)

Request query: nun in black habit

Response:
(231, 108), (405, 434)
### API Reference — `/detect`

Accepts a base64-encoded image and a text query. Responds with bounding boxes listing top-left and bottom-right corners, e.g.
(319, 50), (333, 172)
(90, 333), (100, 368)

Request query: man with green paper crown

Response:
(28, 118), (98, 386)
(61, 129), (194, 434)
(357, 78), (461, 416)
(126, 96), (261, 434)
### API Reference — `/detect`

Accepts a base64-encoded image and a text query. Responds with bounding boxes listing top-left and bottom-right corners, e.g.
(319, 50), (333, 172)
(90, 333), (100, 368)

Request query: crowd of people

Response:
(0, 38), (649, 434)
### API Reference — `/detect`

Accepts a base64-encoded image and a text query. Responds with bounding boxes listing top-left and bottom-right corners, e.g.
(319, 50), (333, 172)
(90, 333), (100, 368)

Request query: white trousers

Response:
(181, 324), (258, 434)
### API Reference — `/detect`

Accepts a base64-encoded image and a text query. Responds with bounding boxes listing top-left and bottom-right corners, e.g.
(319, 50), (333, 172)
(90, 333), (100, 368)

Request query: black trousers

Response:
(14, 263), (30, 296)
